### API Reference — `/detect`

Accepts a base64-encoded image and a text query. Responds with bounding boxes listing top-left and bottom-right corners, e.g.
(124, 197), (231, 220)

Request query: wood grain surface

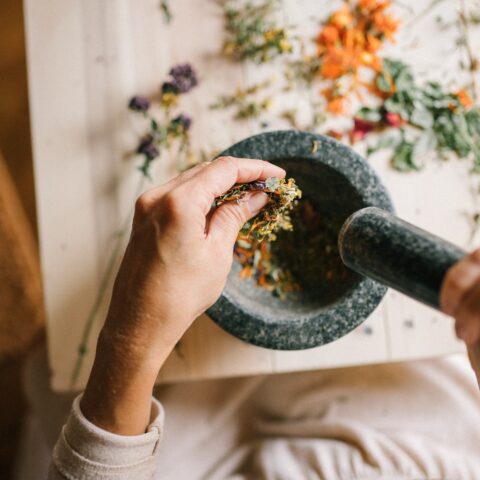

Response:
(24, 0), (479, 391)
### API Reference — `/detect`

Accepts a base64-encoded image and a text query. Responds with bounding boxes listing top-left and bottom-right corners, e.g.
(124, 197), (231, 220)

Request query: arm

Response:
(50, 157), (285, 478)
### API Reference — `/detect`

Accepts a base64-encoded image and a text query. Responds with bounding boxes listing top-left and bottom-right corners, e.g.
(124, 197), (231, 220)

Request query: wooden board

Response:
(24, 0), (479, 391)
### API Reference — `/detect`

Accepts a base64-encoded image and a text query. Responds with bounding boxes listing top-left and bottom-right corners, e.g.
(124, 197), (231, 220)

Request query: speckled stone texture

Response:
(339, 207), (466, 310)
(207, 130), (394, 350)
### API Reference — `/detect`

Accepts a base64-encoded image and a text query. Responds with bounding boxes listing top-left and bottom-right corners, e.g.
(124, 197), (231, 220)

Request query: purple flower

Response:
(136, 135), (159, 160)
(171, 113), (192, 131)
(128, 95), (150, 112)
(161, 81), (179, 94)
(249, 181), (266, 191)
(169, 63), (198, 93)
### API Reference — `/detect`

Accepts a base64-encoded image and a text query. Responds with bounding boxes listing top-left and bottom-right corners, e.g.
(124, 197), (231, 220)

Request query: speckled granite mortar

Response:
(207, 130), (394, 350)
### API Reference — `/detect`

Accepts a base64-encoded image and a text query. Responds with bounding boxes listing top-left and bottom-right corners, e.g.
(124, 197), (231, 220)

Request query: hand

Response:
(441, 249), (480, 386)
(440, 249), (480, 346)
(81, 156), (285, 435)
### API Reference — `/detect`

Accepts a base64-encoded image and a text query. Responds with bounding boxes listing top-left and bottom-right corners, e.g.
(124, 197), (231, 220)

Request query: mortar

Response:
(207, 130), (395, 350)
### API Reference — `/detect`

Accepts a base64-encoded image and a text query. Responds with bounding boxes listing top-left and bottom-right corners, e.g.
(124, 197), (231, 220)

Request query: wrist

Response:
(80, 329), (160, 435)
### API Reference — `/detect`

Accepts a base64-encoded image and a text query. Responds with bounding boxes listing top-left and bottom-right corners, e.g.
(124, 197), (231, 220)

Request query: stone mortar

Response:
(207, 130), (394, 350)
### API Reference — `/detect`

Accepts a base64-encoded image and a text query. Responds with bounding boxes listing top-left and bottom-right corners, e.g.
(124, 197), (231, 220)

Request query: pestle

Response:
(338, 207), (465, 310)
(339, 207), (480, 383)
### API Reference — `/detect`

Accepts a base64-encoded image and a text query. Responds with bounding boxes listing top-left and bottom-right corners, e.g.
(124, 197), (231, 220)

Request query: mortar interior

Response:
(225, 157), (365, 323)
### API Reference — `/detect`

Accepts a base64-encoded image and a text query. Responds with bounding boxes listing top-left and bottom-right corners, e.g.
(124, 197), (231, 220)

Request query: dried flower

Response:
(161, 81), (179, 94)
(351, 117), (376, 142)
(137, 135), (159, 160)
(169, 64), (198, 93)
(216, 177), (302, 241)
(316, 0), (399, 114)
(384, 111), (405, 128)
(129, 95), (150, 112)
(222, 0), (292, 63)
(455, 89), (474, 109)
(169, 114), (192, 134)
(210, 79), (273, 120)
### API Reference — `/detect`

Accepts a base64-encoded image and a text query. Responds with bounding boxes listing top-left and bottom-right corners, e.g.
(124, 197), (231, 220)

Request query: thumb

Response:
(208, 192), (268, 244)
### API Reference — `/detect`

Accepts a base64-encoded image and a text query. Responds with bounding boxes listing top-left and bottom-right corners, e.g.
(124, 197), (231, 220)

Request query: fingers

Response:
(134, 157), (284, 218)
(134, 162), (212, 212)
(184, 156), (285, 213)
(453, 281), (480, 345)
(440, 249), (480, 315)
(208, 191), (268, 244)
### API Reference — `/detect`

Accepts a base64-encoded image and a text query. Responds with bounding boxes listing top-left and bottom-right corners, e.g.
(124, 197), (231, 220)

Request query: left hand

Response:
(80, 156), (285, 435)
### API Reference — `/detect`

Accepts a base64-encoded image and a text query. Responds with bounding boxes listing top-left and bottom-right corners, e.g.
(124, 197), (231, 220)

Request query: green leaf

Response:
(151, 118), (159, 131)
(376, 73), (391, 93)
(466, 109), (480, 135)
(410, 105), (434, 129)
(356, 107), (382, 123)
(391, 140), (421, 171)
(412, 132), (436, 160)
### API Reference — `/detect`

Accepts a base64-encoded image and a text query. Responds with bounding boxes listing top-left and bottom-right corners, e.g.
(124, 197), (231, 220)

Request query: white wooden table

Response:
(24, 0), (478, 391)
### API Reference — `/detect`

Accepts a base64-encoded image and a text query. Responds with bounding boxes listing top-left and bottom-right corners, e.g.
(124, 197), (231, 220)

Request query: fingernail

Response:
(247, 192), (268, 215)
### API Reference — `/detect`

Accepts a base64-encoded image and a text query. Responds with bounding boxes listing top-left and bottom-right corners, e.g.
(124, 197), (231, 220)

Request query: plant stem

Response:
(458, 0), (479, 100)
(70, 175), (146, 389)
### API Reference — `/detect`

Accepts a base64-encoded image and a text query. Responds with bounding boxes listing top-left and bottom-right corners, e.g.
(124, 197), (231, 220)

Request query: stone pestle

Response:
(338, 207), (466, 311)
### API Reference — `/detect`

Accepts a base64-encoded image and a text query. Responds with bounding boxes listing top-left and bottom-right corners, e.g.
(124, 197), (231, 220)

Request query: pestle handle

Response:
(338, 207), (466, 310)
(338, 207), (480, 385)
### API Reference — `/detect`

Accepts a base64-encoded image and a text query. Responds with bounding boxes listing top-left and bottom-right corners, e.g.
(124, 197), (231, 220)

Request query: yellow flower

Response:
(160, 92), (178, 107)
(279, 39), (292, 52)
(223, 42), (236, 55)
(261, 98), (273, 110)
(264, 28), (280, 42)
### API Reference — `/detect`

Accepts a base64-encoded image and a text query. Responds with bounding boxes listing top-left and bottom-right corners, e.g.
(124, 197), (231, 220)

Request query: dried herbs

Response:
(216, 179), (349, 299)
(352, 59), (480, 171)
(233, 198), (350, 299)
(210, 79), (273, 121)
(223, 0), (292, 63)
(215, 177), (302, 241)
(270, 199), (351, 299)
(129, 63), (198, 175)
(315, 0), (399, 114)
(160, 0), (173, 24)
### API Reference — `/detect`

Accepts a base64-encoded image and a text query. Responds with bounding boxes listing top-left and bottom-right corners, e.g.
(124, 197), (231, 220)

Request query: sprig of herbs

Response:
(160, 0), (173, 24)
(234, 198), (349, 298)
(210, 79), (273, 120)
(352, 58), (480, 171)
(223, 0), (292, 63)
(215, 177), (302, 241)
(216, 177), (302, 298)
(129, 63), (198, 175)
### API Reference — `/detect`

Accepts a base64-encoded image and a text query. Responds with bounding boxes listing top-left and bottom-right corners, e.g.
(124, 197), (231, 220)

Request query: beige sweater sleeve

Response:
(48, 395), (164, 480)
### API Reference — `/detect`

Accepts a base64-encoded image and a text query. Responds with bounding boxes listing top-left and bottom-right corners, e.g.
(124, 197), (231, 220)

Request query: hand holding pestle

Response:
(338, 207), (480, 384)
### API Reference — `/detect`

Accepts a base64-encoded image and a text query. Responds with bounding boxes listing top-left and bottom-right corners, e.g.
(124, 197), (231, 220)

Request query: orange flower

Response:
(321, 50), (351, 79)
(455, 89), (473, 109)
(366, 34), (382, 52)
(326, 95), (348, 114)
(372, 12), (399, 39)
(361, 0), (391, 13)
(330, 5), (353, 28)
(315, 0), (398, 114)
(240, 266), (252, 279)
(319, 25), (339, 44)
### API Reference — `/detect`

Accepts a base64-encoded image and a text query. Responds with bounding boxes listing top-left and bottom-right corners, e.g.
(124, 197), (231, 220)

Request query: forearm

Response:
(80, 321), (180, 435)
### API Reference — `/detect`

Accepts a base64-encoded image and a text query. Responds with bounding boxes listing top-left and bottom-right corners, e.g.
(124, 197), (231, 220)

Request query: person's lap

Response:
(18, 345), (480, 479)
